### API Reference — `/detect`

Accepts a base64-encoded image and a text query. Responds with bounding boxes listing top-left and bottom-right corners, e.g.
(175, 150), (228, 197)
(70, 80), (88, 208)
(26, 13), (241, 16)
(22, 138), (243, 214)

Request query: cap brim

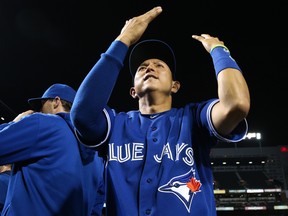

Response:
(28, 98), (45, 111)
(129, 39), (176, 79)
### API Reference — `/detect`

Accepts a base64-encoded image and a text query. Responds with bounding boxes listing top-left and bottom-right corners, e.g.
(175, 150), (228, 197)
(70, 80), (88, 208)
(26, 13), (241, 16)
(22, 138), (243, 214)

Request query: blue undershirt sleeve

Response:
(71, 40), (129, 144)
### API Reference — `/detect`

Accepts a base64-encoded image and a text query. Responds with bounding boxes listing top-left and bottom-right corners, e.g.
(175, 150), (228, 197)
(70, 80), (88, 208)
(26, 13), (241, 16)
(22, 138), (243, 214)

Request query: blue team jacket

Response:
(0, 112), (105, 216)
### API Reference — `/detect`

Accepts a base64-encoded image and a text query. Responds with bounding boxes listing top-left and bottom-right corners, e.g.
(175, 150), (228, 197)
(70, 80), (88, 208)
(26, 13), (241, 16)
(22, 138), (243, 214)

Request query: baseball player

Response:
(71, 6), (250, 216)
(0, 83), (105, 216)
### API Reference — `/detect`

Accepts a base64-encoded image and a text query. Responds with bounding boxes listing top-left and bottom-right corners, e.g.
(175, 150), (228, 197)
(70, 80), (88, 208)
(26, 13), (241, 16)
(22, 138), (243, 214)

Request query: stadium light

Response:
(244, 132), (261, 140)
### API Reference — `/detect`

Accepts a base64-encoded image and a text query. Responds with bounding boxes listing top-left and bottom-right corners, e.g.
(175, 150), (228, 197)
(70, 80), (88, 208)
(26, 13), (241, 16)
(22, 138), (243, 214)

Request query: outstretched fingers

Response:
(142, 6), (163, 23)
(192, 34), (212, 42)
(116, 6), (163, 46)
(192, 34), (223, 53)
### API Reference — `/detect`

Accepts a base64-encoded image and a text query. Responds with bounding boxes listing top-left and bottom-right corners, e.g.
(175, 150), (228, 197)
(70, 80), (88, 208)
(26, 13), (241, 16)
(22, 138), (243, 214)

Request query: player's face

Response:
(133, 58), (174, 96)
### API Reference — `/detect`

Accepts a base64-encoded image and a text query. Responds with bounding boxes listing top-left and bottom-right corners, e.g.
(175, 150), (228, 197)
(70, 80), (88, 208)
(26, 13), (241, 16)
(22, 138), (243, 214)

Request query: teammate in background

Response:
(0, 164), (11, 214)
(0, 83), (105, 216)
(70, 6), (250, 216)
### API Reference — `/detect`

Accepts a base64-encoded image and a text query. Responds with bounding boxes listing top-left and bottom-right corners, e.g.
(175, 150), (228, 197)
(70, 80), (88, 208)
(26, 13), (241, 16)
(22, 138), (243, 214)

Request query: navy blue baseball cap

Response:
(28, 83), (76, 111)
(129, 39), (176, 79)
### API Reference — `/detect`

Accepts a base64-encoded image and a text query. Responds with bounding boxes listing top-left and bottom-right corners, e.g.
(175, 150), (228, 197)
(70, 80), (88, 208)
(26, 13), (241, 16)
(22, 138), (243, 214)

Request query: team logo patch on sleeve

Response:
(158, 168), (201, 213)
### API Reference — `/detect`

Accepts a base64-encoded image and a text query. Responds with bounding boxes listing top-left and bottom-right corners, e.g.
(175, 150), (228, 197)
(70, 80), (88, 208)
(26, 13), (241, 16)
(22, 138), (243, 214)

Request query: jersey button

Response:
(151, 126), (157, 131)
(153, 138), (157, 142)
(146, 178), (152, 183)
(145, 209), (151, 215)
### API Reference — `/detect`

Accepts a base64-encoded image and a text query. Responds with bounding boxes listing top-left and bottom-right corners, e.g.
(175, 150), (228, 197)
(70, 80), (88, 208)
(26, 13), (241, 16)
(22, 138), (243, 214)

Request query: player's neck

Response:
(138, 102), (171, 115)
(138, 93), (172, 114)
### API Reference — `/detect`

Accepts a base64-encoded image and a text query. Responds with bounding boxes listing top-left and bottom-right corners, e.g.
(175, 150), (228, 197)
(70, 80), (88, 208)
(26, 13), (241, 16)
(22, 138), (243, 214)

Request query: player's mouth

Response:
(144, 74), (157, 81)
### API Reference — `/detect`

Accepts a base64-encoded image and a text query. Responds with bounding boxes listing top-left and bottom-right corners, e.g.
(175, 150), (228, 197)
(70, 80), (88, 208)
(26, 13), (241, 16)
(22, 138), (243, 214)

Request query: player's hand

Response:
(192, 34), (225, 53)
(13, 110), (35, 122)
(116, 6), (162, 47)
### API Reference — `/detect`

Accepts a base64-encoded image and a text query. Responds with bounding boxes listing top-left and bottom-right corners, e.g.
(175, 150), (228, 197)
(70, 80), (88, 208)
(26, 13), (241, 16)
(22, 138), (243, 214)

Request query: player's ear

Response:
(130, 87), (138, 99)
(171, 80), (180, 94)
(53, 97), (61, 109)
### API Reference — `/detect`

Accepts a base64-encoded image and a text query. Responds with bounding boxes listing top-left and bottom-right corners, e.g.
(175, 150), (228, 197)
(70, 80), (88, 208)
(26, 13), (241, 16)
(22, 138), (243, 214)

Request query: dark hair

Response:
(41, 98), (72, 112)
(61, 100), (72, 112)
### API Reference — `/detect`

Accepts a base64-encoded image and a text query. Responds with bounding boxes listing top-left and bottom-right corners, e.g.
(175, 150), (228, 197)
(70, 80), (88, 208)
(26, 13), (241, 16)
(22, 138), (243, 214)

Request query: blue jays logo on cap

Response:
(28, 83), (76, 111)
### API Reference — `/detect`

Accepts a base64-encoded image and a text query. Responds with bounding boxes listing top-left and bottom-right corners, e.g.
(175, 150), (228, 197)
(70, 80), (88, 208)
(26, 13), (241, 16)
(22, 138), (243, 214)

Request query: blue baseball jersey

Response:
(99, 102), (247, 216)
(0, 112), (105, 216)
(71, 40), (248, 216)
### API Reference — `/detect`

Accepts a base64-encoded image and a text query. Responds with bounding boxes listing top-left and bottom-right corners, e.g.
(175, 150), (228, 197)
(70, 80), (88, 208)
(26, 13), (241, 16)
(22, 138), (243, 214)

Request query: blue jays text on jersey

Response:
(108, 142), (194, 165)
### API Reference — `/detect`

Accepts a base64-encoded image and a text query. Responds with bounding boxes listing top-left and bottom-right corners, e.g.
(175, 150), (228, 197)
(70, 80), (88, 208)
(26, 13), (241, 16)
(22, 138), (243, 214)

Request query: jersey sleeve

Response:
(198, 99), (248, 143)
(0, 114), (41, 164)
(71, 41), (128, 146)
(75, 106), (116, 148)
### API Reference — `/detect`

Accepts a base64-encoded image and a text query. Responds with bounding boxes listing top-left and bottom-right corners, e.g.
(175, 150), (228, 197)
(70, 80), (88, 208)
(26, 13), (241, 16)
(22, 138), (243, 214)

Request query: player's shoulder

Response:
(29, 112), (66, 126)
(31, 112), (62, 120)
(112, 109), (139, 117)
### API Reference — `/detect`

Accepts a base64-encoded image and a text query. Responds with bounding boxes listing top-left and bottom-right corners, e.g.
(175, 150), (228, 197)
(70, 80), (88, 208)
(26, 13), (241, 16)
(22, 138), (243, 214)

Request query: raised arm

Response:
(192, 34), (250, 136)
(70, 7), (163, 145)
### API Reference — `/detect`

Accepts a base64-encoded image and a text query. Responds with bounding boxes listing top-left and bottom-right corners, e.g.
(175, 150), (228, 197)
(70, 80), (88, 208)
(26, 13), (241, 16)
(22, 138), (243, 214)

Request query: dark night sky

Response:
(0, 0), (287, 147)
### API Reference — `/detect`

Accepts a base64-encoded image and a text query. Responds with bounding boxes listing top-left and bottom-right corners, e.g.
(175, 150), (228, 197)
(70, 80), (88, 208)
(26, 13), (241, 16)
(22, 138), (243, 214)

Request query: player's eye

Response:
(137, 66), (147, 71)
